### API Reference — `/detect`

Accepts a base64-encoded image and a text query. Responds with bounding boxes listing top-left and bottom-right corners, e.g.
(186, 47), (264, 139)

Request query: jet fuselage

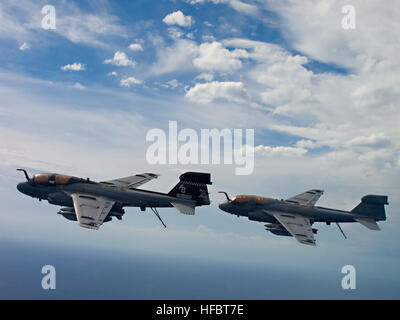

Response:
(17, 180), (176, 208)
(219, 195), (373, 224)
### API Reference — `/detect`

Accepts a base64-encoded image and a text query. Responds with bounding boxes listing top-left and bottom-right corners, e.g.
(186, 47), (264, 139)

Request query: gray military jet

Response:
(16, 169), (211, 230)
(218, 190), (388, 246)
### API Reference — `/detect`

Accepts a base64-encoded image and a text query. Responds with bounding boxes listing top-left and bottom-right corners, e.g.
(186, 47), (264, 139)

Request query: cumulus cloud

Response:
(202, 34), (216, 42)
(104, 51), (136, 67)
(296, 139), (318, 150)
(193, 41), (249, 72)
(186, 32), (195, 40)
(177, 18), (400, 175)
(61, 62), (86, 71)
(185, 81), (248, 104)
(120, 76), (142, 87)
(167, 27), (184, 39)
(196, 72), (214, 82)
(151, 39), (250, 75)
(150, 39), (198, 74)
(128, 43), (143, 51)
(19, 42), (30, 51)
(163, 10), (194, 27)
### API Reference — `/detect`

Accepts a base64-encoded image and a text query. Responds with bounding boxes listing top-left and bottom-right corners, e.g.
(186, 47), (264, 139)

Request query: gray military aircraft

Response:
(218, 190), (388, 246)
(16, 169), (211, 230)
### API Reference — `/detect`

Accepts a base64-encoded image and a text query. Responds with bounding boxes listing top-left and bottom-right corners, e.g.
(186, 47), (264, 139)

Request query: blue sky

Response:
(1, 0), (400, 299)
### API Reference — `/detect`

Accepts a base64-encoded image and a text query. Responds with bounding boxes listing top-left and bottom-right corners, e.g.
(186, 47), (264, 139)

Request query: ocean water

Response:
(1, 238), (398, 299)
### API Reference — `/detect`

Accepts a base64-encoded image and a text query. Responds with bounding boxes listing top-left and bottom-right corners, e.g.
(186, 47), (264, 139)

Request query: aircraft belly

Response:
(248, 210), (277, 223)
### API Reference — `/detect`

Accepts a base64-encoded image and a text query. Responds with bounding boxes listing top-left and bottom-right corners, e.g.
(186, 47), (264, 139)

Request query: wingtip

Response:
(147, 173), (160, 178)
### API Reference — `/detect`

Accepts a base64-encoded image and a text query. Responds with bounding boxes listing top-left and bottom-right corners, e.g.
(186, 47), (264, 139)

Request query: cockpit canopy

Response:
(33, 173), (89, 186)
(231, 195), (268, 205)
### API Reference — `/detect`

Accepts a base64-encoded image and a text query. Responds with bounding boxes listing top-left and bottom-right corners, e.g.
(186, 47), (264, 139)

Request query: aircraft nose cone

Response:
(17, 182), (28, 194)
(219, 202), (229, 212)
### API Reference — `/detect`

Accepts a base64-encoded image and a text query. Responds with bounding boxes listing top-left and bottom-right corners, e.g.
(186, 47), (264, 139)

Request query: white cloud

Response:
(128, 43), (143, 51)
(185, 81), (248, 104)
(262, 0), (400, 72)
(196, 72), (214, 82)
(202, 34), (216, 42)
(120, 76), (142, 87)
(163, 10), (194, 27)
(186, 32), (195, 40)
(348, 133), (392, 149)
(71, 82), (86, 90)
(254, 145), (308, 157)
(168, 27), (184, 39)
(61, 62), (86, 71)
(223, 38), (314, 112)
(228, 0), (259, 15)
(104, 51), (136, 67)
(150, 39), (250, 75)
(185, 0), (258, 16)
(177, 22), (400, 175)
(193, 41), (249, 72)
(150, 39), (198, 75)
(0, 1), (126, 48)
(165, 79), (179, 88)
(296, 139), (318, 150)
(19, 42), (30, 51)
(57, 13), (126, 47)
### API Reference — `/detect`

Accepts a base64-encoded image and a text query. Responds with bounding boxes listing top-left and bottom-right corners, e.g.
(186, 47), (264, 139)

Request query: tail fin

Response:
(351, 195), (388, 221)
(168, 172), (212, 206)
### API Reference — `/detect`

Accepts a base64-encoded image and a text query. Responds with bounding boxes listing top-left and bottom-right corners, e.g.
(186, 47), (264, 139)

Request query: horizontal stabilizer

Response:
(355, 218), (381, 231)
(171, 201), (195, 215)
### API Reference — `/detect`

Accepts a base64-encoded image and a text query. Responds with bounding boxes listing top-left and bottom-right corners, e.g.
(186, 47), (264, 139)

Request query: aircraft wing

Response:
(101, 173), (159, 189)
(271, 212), (316, 246)
(286, 189), (324, 206)
(71, 194), (115, 230)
